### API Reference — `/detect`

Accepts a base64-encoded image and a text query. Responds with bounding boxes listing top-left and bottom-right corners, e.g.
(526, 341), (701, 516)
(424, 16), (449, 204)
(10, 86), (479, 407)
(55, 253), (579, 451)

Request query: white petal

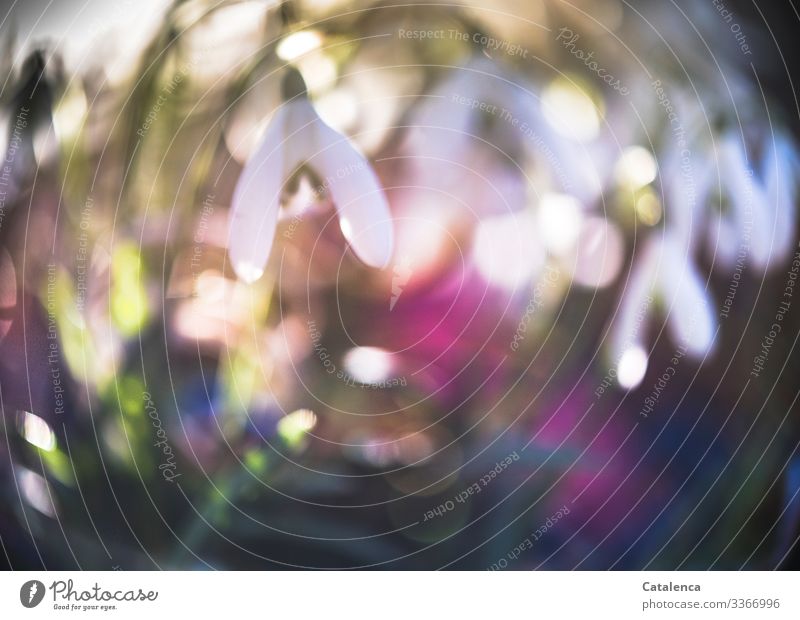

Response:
(312, 120), (394, 268)
(706, 213), (739, 269)
(609, 236), (659, 362)
(283, 98), (321, 176)
(664, 142), (710, 253)
(719, 132), (772, 269)
(764, 133), (799, 264)
(658, 233), (715, 357)
(227, 107), (286, 283)
(410, 69), (474, 158)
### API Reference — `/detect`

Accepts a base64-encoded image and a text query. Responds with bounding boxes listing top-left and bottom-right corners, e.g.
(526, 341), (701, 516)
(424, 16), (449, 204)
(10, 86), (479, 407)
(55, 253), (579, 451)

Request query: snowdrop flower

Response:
(702, 129), (799, 272)
(228, 68), (394, 283)
(403, 55), (607, 212)
(607, 123), (798, 374)
(662, 130), (800, 270)
(401, 56), (528, 215)
(610, 230), (716, 371)
(650, 123), (798, 276)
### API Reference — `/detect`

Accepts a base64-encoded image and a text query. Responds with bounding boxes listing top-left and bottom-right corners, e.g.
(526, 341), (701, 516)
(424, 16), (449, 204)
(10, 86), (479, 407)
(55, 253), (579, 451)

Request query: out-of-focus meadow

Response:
(1, 0), (799, 569)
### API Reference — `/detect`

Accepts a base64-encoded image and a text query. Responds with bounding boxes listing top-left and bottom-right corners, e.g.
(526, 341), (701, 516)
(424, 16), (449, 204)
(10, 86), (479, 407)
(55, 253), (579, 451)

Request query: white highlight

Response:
(473, 210), (544, 290)
(343, 346), (393, 384)
(617, 346), (648, 389)
(615, 146), (657, 188)
(542, 78), (600, 142)
(537, 193), (583, 255)
(277, 30), (323, 61)
(20, 411), (56, 451)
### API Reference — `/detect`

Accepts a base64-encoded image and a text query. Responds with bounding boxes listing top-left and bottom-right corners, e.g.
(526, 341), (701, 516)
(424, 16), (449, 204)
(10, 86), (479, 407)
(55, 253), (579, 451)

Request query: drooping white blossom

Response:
(228, 70), (394, 283)
(700, 129), (800, 272)
(611, 231), (716, 367)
